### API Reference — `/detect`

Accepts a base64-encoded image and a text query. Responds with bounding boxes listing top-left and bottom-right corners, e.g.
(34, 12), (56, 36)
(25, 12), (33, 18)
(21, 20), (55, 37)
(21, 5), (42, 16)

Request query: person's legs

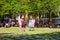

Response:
(29, 27), (34, 31)
(31, 27), (34, 31)
(25, 23), (28, 28)
(21, 25), (25, 32)
(19, 24), (23, 32)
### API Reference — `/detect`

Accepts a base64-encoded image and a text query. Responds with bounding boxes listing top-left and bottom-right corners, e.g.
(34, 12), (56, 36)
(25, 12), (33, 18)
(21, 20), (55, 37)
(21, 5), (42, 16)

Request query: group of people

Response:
(18, 16), (35, 31)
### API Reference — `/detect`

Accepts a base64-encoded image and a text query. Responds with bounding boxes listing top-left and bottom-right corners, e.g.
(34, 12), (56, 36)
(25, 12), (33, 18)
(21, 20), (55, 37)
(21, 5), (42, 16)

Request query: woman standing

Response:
(21, 18), (25, 31)
(28, 18), (35, 31)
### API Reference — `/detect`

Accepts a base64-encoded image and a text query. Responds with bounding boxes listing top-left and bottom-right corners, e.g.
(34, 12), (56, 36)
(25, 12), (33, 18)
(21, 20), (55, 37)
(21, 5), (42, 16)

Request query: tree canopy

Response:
(0, 0), (60, 18)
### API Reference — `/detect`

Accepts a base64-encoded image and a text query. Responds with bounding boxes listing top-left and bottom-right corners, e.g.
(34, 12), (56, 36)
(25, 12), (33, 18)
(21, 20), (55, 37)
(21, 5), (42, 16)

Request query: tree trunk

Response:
(25, 10), (28, 28)
(50, 12), (52, 28)
(58, 12), (60, 17)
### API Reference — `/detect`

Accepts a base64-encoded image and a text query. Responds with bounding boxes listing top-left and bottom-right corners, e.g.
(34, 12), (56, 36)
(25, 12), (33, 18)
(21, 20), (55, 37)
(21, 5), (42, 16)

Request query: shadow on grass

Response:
(0, 32), (60, 40)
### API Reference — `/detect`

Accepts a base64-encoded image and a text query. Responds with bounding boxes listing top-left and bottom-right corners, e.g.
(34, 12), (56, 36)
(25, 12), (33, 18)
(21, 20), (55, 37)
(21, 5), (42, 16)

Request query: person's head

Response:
(30, 16), (33, 20)
(21, 18), (24, 20)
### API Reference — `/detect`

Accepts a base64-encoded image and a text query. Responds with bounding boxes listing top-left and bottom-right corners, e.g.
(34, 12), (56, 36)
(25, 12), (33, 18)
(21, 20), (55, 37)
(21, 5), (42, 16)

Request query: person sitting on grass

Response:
(28, 18), (35, 31)
(5, 23), (10, 28)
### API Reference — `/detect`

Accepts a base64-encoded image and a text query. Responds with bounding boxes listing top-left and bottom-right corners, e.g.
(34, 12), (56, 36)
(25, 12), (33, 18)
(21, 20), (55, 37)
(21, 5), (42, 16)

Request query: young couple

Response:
(19, 17), (35, 32)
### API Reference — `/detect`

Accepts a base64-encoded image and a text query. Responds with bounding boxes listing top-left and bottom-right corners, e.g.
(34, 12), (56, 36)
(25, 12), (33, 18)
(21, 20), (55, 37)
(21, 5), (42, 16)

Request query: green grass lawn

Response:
(0, 27), (60, 40)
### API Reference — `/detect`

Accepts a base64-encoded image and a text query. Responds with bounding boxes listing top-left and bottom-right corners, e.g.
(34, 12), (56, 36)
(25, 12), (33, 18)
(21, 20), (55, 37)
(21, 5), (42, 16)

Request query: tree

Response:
(0, 0), (60, 18)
